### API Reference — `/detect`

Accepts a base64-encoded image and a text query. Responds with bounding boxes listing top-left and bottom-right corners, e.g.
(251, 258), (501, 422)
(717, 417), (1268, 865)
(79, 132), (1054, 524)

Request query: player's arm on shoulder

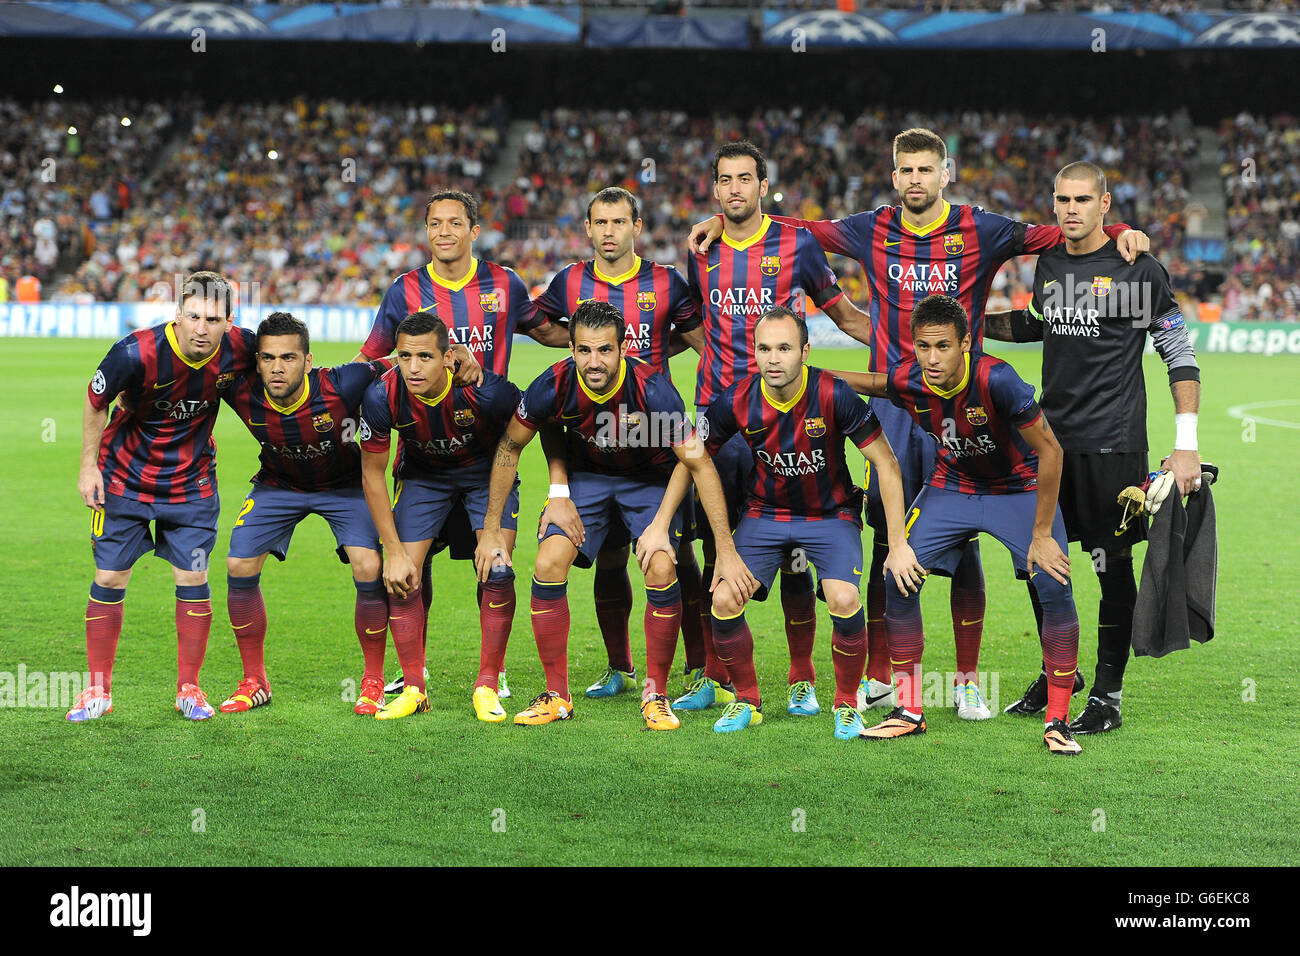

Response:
(986, 302), (1046, 343)
(825, 367), (889, 398)
(525, 317), (571, 348)
(776, 213), (863, 258)
(822, 294), (873, 347)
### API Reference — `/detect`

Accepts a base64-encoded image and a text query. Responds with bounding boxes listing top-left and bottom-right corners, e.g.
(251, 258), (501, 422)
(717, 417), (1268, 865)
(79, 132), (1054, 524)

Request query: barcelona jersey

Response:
(687, 215), (843, 407)
(533, 256), (700, 381)
(774, 203), (1132, 372)
(223, 361), (387, 493)
(361, 258), (545, 375)
(703, 366), (881, 522)
(886, 350), (1042, 495)
(359, 367), (520, 479)
(88, 322), (257, 504)
(515, 356), (692, 480)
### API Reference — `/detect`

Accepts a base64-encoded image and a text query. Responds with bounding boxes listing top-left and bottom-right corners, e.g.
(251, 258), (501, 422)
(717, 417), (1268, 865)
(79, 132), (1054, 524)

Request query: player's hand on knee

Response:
(688, 216), (724, 255)
(1027, 535), (1071, 587)
(539, 497), (584, 547)
(884, 544), (926, 596)
(79, 465), (104, 510)
(713, 550), (759, 601)
(474, 531), (510, 584)
(1117, 229), (1150, 264)
(384, 550), (417, 597)
(634, 524), (675, 574)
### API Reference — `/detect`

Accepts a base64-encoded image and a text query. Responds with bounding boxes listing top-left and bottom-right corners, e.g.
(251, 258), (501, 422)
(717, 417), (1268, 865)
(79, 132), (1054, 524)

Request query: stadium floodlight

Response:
(53, 84), (63, 94)
(268, 149), (279, 160)
(66, 126), (76, 135)
(120, 117), (131, 127)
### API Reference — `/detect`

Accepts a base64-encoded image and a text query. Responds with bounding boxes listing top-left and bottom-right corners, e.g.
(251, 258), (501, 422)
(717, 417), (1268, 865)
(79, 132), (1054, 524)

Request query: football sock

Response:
(865, 540), (891, 683)
(593, 563), (634, 673)
(1032, 573), (1080, 724)
(780, 569), (817, 685)
(830, 605), (867, 710)
(477, 566), (515, 689)
(884, 572), (926, 714)
(951, 540), (985, 684)
(643, 580), (681, 700)
(677, 544), (705, 671)
(85, 583), (125, 693)
(699, 561), (731, 685)
(387, 589), (427, 692)
(175, 583), (212, 690)
(711, 610), (759, 707)
(530, 578), (571, 700)
(419, 552), (433, 649)
(1093, 553), (1136, 705)
(227, 574), (268, 689)
(353, 577), (387, 683)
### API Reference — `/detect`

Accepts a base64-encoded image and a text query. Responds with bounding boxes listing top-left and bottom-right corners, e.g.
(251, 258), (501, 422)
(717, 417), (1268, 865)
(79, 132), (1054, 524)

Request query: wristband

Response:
(1174, 414), (1198, 451)
(548, 484), (570, 499)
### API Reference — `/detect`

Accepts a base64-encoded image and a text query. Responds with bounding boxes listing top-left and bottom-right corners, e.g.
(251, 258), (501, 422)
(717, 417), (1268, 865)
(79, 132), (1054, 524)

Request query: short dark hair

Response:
(1054, 161), (1108, 196)
(586, 186), (640, 223)
(396, 312), (451, 353)
(425, 189), (480, 228)
(257, 311), (309, 352)
(909, 294), (969, 342)
(570, 299), (625, 346)
(712, 140), (767, 183)
(893, 128), (947, 166)
(754, 305), (807, 348)
(180, 270), (234, 318)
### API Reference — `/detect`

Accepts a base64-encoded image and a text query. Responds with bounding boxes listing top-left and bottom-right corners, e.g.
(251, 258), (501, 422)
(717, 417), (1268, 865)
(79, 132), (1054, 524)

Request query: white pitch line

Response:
(1225, 400), (1300, 430)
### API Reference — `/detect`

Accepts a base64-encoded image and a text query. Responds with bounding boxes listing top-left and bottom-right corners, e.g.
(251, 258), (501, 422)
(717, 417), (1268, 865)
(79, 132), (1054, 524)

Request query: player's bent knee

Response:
(93, 568), (132, 590)
(226, 555), (264, 578)
(821, 581), (861, 617)
(349, 549), (382, 582)
(710, 581), (745, 619)
(173, 567), (209, 587)
(534, 537), (577, 583)
(644, 552), (676, 589)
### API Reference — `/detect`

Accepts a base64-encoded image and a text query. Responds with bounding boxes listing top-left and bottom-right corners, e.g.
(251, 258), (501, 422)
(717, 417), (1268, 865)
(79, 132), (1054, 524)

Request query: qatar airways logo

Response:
(888, 262), (958, 294)
(756, 448), (826, 476)
(588, 405), (688, 451)
(448, 325), (494, 354)
(709, 287), (774, 315)
(933, 433), (998, 460)
(412, 435), (471, 455)
(268, 440), (335, 461)
(154, 398), (213, 420)
(625, 321), (652, 353)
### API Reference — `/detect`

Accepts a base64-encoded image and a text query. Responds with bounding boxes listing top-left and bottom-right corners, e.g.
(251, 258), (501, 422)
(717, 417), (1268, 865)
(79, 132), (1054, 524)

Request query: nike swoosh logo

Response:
(885, 240), (902, 247)
(832, 645), (853, 656)
(790, 618), (815, 626)
(852, 567), (862, 576)
(651, 611), (676, 619)
(960, 619), (983, 626)
(1053, 669), (1075, 677)
(186, 609), (211, 618)
(530, 610), (552, 617)
(559, 412), (583, 421)
(866, 617), (885, 623)
(1098, 624), (1118, 628)
(511, 510), (520, 518)
(418, 302), (437, 313)
(233, 622), (254, 630)
(365, 627), (386, 634)
(389, 616), (404, 622)
(864, 689), (892, 704)
(153, 380), (176, 389)
(85, 615), (108, 621)
(706, 262), (720, 273)
(1044, 279), (1058, 289)
(744, 426), (766, 435)
(889, 659), (908, 667)
(489, 602), (510, 609)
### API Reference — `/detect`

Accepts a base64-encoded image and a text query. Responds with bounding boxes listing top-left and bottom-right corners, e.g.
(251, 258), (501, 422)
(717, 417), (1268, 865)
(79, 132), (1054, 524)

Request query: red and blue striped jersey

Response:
(886, 351), (1042, 495)
(533, 257), (700, 381)
(703, 366), (881, 522)
(360, 258), (545, 375)
(88, 322), (257, 504)
(515, 356), (692, 480)
(223, 361), (387, 493)
(773, 205), (1131, 372)
(687, 215), (843, 407)
(359, 367), (520, 479)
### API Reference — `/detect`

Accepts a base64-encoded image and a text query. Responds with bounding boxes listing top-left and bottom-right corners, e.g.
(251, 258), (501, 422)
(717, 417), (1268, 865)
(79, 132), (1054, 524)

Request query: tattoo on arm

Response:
(984, 313), (1013, 342)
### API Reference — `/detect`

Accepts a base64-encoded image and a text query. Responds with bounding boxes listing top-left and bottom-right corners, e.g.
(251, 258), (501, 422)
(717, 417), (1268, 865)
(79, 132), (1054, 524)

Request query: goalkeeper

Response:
(985, 161), (1202, 735)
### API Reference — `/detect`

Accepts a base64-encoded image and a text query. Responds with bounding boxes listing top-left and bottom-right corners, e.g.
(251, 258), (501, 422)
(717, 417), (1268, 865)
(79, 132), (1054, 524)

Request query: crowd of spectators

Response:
(1, 96), (1294, 322)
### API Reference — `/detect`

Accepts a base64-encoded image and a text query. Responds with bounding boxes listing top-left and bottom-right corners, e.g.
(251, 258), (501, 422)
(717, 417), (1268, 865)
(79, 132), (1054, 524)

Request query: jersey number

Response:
(234, 497), (255, 528)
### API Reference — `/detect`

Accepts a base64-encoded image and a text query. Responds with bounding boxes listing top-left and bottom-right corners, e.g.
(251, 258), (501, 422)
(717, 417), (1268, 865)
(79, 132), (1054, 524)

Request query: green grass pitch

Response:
(1, 338), (1296, 866)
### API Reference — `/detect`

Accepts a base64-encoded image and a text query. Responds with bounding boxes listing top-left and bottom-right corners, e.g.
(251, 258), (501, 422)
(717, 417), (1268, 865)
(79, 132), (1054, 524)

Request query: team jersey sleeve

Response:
(532, 269), (569, 322)
(330, 361), (389, 410)
(1139, 257), (1201, 384)
(641, 373), (693, 447)
(684, 254), (705, 313)
(509, 269), (543, 333)
(361, 278), (409, 359)
(794, 231), (843, 310)
(1023, 284), (1049, 341)
(358, 379), (394, 454)
(988, 362), (1042, 428)
(831, 376), (881, 448)
(668, 266), (702, 333)
(1019, 219), (1134, 255)
(88, 336), (143, 411)
(701, 387), (739, 456)
(515, 367), (559, 430)
(481, 372), (525, 429)
(770, 211), (873, 259)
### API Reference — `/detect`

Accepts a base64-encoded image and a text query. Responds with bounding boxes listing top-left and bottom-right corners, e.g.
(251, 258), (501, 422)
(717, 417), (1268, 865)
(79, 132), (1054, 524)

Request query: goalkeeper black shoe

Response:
(1003, 669), (1085, 716)
(1068, 696), (1122, 735)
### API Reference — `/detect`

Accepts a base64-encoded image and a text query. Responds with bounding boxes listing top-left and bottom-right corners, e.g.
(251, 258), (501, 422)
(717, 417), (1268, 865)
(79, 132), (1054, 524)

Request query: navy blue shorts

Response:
(732, 513), (865, 601)
(906, 484), (1067, 580)
(228, 483), (379, 564)
(598, 492), (696, 553)
(393, 470), (520, 548)
(539, 471), (681, 569)
(91, 491), (220, 572)
(864, 398), (935, 536)
(695, 403), (753, 545)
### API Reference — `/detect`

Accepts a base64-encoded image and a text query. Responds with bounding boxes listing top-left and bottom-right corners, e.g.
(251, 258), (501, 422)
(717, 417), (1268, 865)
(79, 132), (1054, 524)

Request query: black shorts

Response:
(1059, 450), (1150, 553)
